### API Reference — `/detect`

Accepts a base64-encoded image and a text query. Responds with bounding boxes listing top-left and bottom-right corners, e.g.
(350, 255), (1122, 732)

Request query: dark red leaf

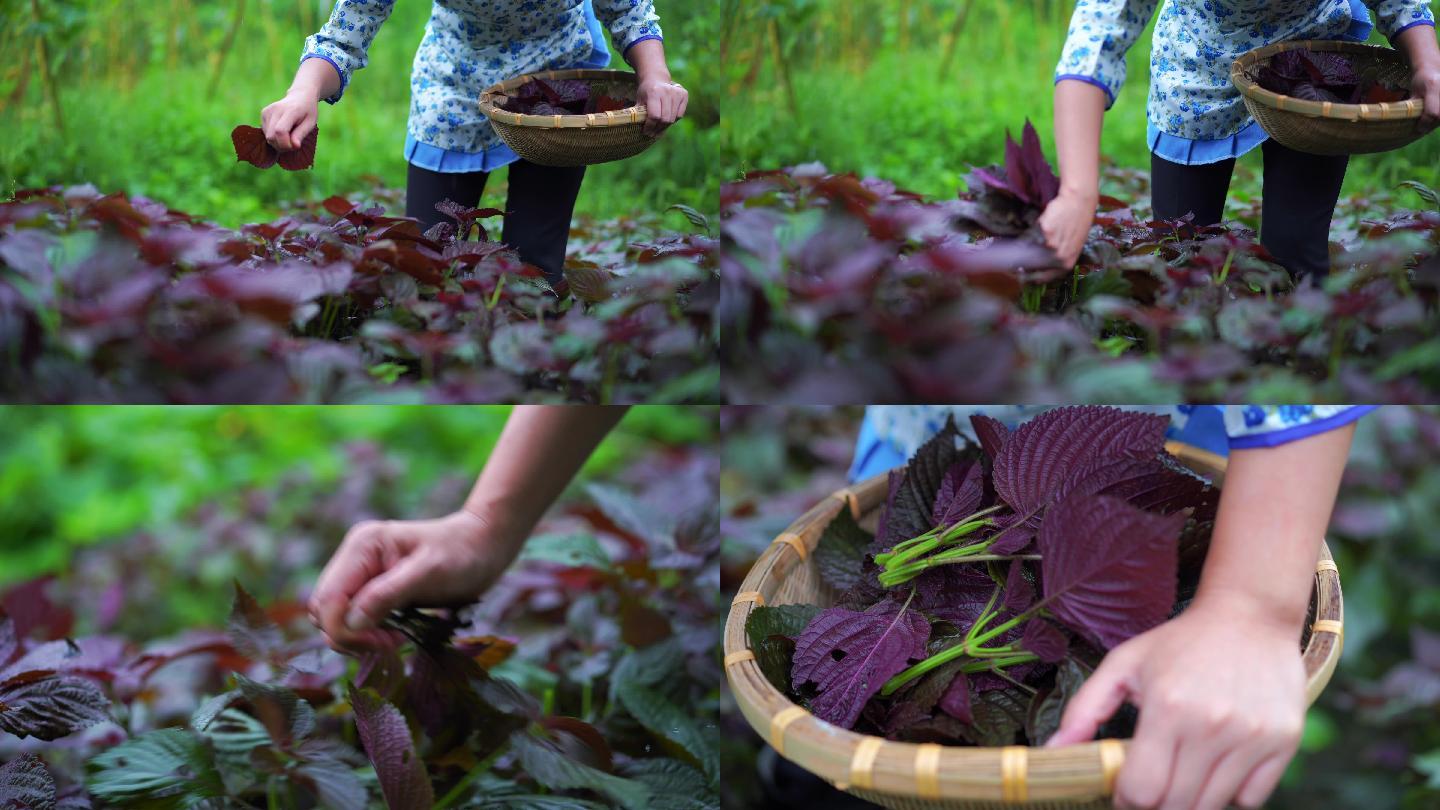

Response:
(277, 127), (319, 171)
(348, 685), (434, 810)
(1002, 560), (1035, 613)
(970, 414), (1009, 462)
(932, 461), (983, 527)
(231, 125), (277, 169)
(0, 673), (111, 740)
(938, 670), (972, 723)
(0, 754), (55, 809)
(227, 580), (284, 663)
(992, 406), (1171, 527)
(791, 599), (931, 729)
(1038, 494), (1184, 650)
(1021, 618), (1069, 663)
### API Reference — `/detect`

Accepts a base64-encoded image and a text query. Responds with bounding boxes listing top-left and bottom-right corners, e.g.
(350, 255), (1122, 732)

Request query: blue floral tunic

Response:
(850, 405), (1375, 482)
(301, 0), (663, 173)
(1055, 0), (1436, 164)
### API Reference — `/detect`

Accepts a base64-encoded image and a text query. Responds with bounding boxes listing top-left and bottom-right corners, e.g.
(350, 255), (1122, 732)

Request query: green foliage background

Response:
(0, 405), (715, 595)
(717, 0), (1440, 216)
(0, 0), (723, 226)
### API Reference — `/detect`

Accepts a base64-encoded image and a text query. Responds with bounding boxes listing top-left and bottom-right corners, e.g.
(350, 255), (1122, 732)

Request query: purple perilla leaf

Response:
(1021, 618), (1069, 663)
(932, 461), (984, 528)
(887, 416), (971, 548)
(1038, 494), (1184, 650)
(970, 414), (1010, 462)
(348, 684), (434, 810)
(792, 599), (931, 729)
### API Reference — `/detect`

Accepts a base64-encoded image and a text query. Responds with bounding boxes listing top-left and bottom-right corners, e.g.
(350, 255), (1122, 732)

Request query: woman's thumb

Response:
(345, 555), (430, 632)
(1045, 651), (1136, 747)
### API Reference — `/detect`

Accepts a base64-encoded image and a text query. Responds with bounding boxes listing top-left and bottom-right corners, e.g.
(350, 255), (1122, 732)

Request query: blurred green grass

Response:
(0, 405), (716, 586)
(0, 0), (722, 226)
(718, 0), (1439, 211)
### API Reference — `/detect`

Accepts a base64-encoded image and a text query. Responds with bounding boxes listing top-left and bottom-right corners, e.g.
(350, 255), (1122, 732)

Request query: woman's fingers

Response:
(1189, 738), (1271, 810)
(291, 111), (317, 148)
(266, 108), (298, 150)
(1232, 750), (1292, 809)
(346, 554), (434, 632)
(1115, 707), (1178, 810)
(1154, 712), (1235, 810)
(1046, 648), (1134, 747)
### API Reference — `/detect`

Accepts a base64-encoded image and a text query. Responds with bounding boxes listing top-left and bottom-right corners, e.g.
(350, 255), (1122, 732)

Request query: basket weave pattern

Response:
(1231, 40), (1425, 156)
(724, 443), (1345, 808)
(479, 69), (653, 167)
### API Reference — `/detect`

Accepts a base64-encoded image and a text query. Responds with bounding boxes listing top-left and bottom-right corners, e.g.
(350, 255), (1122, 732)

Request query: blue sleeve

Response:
(591, 0), (664, 59)
(300, 0), (398, 104)
(1362, 0), (1436, 39)
(1054, 0), (1160, 109)
(1223, 406), (1376, 449)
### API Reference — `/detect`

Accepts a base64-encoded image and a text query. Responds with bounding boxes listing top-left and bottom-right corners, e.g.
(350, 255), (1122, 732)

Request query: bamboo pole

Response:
(29, 0), (64, 136)
(938, 0), (975, 80)
(210, 0), (246, 97)
(767, 19), (799, 117)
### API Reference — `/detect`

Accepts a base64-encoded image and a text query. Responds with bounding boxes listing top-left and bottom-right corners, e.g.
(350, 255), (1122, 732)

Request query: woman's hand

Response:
(308, 510), (519, 652)
(636, 77), (688, 138)
(1047, 595), (1306, 810)
(1037, 188), (1097, 269)
(261, 90), (320, 152)
(1410, 61), (1440, 132)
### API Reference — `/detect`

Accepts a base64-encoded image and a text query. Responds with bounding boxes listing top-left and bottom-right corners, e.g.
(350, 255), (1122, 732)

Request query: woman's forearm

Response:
(1396, 22), (1440, 69)
(1192, 424), (1357, 631)
(461, 406), (629, 550)
(291, 57), (342, 101)
(1053, 79), (1107, 202)
(626, 39), (672, 84)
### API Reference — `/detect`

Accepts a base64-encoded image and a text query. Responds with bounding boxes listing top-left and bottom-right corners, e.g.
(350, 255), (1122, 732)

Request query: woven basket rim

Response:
(723, 441), (1345, 803)
(1230, 39), (1423, 121)
(479, 68), (649, 130)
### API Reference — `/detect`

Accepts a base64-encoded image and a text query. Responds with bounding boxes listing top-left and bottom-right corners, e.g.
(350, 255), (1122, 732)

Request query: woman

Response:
(1038, 0), (1439, 279)
(261, 1), (689, 286)
(851, 405), (1370, 810)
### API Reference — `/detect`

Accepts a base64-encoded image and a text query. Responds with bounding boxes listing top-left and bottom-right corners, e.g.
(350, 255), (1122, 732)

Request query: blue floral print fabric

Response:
(1055, 0), (1436, 164)
(849, 406), (1376, 482)
(301, 0), (662, 172)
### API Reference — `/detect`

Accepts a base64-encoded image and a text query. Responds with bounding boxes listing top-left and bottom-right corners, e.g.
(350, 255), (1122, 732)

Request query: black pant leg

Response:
(405, 162), (490, 234)
(501, 159), (587, 285)
(1259, 138), (1348, 281)
(1150, 151), (1236, 226)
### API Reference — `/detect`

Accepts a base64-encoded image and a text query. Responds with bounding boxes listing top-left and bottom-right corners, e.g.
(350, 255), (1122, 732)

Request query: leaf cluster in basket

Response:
(720, 133), (1440, 403)
(0, 183), (718, 403)
(745, 406), (1221, 745)
(499, 78), (633, 116)
(0, 445), (721, 808)
(1253, 49), (1408, 104)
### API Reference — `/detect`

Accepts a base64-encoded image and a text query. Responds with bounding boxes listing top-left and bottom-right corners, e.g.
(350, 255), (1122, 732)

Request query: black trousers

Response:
(405, 160), (586, 285)
(1150, 139), (1348, 279)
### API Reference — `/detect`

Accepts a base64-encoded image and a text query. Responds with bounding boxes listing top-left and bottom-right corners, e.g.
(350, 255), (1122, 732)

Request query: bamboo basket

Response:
(479, 69), (654, 167)
(723, 442), (1344, 809)
(1231, 40), (1426, 156)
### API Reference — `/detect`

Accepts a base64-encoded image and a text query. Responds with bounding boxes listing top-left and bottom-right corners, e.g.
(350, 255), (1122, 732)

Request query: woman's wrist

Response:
(1058, 183), (1098, 205)
(1190, 581), (1309, 637)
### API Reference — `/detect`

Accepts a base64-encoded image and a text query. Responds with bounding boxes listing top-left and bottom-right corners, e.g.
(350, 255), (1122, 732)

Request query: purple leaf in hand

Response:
(1038, 494), (1184, 650)
(348, 685), (434, 810)
(791, 599), (931, 729)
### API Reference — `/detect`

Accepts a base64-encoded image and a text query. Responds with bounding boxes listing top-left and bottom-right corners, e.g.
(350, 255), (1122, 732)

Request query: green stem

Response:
(432, 743), (508, 810)
(882, 600), (1050, 695)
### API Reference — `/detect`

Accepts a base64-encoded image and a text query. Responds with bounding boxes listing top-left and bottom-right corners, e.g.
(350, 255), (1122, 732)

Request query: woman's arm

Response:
(1394, 21), (1440, 131)
(1037, 80), (1107, 268)
(1048, 424), (1357, 810)
(626, 38), (689, 137)
(309, 405), (628, 651)
(591, 0), (686, 137)
(1036, 0), (1158, 267)
(262, 0), (396, 151)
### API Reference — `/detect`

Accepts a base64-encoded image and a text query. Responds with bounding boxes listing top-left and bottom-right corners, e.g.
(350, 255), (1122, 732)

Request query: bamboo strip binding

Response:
(723, 443), (1345, 808)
